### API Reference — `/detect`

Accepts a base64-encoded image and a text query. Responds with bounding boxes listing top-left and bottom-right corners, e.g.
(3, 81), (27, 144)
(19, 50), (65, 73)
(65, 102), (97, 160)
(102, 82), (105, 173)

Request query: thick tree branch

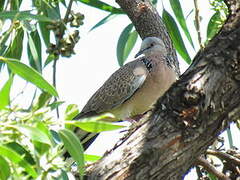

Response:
(85, 0), (240, 179)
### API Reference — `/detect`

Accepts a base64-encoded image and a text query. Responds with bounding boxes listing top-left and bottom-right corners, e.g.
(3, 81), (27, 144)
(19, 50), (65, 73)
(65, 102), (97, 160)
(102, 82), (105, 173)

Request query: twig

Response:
(64, 0), (74, 23)
(52, 0), (74, 118)
(207, 149), (240, 166)
(193, 0), (203, 49)
(196, 157), (230, 180)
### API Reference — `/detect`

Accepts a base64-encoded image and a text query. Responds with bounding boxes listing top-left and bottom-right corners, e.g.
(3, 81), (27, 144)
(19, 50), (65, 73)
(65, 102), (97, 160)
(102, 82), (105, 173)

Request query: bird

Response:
(66, 37), (178, 157)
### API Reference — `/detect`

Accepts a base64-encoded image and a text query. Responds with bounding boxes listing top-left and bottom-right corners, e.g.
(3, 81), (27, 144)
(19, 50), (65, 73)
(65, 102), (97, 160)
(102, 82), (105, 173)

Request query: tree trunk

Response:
(85, 0), (240, 179)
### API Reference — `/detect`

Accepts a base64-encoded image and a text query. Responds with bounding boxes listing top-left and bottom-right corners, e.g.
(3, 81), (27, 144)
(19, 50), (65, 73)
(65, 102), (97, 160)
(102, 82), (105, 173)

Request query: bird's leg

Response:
(125, 114), (144, 123)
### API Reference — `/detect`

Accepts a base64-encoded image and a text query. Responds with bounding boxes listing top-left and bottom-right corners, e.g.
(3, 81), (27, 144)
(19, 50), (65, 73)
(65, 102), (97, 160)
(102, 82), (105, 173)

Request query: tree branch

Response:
(85, 0), (240, 179)
(196, 157), (230, 180)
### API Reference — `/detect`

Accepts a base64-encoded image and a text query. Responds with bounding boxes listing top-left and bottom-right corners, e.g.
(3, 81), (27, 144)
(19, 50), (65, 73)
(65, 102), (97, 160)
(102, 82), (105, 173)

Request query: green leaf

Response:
(84, 154), (101, 162)
(0, 156), (10, 180)
(124, 30), (138, 60)
(65, 104), (79, 121)
(36, 122), (54, 145)
(169, 0), (195, 49)
(44, 54), (55, 67)
(10, 0), (22, 10)
(5, 142), (35, 165)
(55, 170), (69, 180)
(207, 12), (221, 41)
(0, 10), (53, 22)
(59, 129), (84, 178)
(14, 125), (52, 146)
(4, 27), (24, 59)
(66, 113), (125, 133)
(0, 57), (58, 97)
(162, 9), (191, 64)
(39, 22), (50, 46)
(27, 30), (42, 72)
(117, 24), (138, 66)
(48, 101), (64, 110)
(90, 13), (117, 31)
(77, 0), (123, 14)
(0, 145), (37, 178)
(0, 75), (13, 110)
(0, 0), (5, 11)
(34, 92), (52, 110)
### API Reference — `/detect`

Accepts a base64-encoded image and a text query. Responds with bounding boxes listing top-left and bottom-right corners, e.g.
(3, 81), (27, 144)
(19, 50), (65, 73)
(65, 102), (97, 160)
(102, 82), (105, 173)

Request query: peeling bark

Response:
(85, 0), (240, 179)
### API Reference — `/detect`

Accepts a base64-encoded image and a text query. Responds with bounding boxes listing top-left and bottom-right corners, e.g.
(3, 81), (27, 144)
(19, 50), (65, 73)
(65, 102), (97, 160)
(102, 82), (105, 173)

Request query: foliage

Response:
(0, 0), (237, 179)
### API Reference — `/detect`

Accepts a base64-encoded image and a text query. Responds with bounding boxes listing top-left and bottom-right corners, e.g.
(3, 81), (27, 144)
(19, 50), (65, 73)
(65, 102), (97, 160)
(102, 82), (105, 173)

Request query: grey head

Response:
(135, 37), (167, 58)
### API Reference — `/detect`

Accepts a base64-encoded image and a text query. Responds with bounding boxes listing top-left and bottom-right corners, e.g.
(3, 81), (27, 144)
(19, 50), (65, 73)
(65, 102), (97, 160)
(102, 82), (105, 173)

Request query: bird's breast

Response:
(111, 61), (176, 120)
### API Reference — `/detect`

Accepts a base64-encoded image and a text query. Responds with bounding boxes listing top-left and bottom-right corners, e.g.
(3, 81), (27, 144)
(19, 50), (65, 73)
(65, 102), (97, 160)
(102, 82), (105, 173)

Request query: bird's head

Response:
(135, 37), (167, 58)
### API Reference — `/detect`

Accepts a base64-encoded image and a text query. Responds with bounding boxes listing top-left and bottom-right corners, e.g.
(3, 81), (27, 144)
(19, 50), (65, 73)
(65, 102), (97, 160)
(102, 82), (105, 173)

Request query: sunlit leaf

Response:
(5, 142), (35, 165)
(27, 30), (42, 72)
(0, 10), (53, 22)
(4, 27), (24, 60)
(59, 129), (84, 178)
(77, 0), (123, 14)
(65, 104), (79, 121)
(34, 92), (52, 110)
(162, 9), (191, 64)
(66, 113), (125, 133)
(117, 24), (138, 66)
(0, 75), (13, 110)
(14, 125), (52, 146)
(169, 0), (195, 49)
(0, 57), (58, 97)
(0, 145), (37, 178)
(84, 154), (101, 162)
(0, 156), (10, 180)
(207, 12), (221, 41)
(90, 13), (117, 31)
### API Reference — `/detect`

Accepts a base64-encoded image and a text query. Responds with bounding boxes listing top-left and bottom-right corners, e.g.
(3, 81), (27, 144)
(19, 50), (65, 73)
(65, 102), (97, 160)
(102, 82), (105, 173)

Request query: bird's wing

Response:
(74, 59), (151, 119)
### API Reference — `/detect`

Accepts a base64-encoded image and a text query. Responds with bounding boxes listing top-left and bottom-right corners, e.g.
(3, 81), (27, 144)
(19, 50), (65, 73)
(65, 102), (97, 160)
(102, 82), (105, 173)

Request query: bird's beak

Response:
(134, 47), (151, 58)
(134, 49), (144, 58)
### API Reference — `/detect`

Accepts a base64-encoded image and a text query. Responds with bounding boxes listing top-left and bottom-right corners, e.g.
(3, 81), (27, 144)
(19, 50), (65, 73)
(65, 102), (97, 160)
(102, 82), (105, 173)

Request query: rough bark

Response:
(86, 0), (240, 179)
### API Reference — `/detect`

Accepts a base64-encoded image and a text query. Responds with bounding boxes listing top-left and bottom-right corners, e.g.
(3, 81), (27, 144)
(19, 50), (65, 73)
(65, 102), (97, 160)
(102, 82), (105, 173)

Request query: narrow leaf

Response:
(207, 12), (221, 41)
(77, 0), (123, 14)
(90, 13), (117, 31)
(0, 76), (13, 110)
(0, 156), (10, 180)
(0, 10), (53, 22)
(169, 0), (195, 48)
(27, 30), (42, 72)
(59, 129), (84, 178)
(66, 118), (125, 133)
(5, 142), (35, 165)
(162, 9), (191, 64)
(0, 145), (37, 178)
(39, 22), (50, 46)
(4, 27), (24, 59)
(0, 57), (58, 97)
(84, 154), (101, 162)
(123, 30), (138, 60)
(117, 24), (138, 66)
(65, 104), (79, 120)
(13, 125), (52, 145)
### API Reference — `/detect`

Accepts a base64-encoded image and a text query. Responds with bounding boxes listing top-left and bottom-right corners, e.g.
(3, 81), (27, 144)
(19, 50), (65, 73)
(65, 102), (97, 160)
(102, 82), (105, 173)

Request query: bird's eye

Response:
(150, 43), (154, 47)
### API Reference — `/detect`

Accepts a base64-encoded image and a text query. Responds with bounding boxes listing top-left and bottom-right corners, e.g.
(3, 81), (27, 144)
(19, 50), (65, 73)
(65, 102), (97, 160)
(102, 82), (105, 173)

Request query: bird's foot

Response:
(125, 114), (144, 123)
